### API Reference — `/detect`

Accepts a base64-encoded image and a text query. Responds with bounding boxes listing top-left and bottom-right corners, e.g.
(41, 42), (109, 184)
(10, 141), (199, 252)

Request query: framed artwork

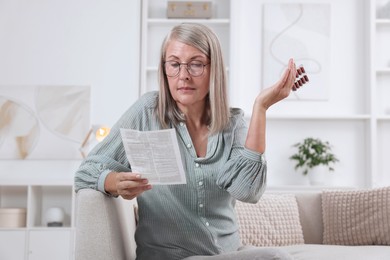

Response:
(262, 3), (331, 100)
(0, 85), (90, 159)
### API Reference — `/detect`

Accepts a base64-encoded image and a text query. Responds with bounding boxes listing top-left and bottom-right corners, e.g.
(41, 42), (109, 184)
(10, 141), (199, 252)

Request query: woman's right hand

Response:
(104, 171), (152, 200)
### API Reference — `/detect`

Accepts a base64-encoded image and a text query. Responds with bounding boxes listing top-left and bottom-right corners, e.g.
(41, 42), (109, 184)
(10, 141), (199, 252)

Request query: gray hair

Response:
(156, 23), (230, 134)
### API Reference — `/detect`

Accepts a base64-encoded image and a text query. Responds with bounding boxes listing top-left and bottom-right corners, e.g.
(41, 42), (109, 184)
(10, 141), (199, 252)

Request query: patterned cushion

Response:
(322, 187), (390, 245)
(235, 194), (304, 247)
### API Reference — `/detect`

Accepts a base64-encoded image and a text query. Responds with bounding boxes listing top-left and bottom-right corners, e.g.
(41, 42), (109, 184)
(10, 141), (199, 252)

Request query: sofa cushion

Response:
(235, 194), (304, 247)
(322, 186), (390, 245)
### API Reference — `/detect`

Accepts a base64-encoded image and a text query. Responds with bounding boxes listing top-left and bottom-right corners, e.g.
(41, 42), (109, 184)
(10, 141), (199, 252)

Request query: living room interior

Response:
(1, 0), (390, 259)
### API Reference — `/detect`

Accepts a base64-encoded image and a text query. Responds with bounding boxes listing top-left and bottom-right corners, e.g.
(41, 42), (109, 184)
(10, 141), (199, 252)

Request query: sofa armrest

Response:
(75, 189), (137, 260)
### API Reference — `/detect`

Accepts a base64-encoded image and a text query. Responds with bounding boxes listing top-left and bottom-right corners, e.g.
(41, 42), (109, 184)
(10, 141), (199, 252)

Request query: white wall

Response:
(0, 0), (141, 127)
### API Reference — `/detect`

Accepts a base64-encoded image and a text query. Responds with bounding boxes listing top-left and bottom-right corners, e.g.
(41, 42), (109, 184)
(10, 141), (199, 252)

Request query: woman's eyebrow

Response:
(166, 54), (179, 60)
(189, 55), (207, 60)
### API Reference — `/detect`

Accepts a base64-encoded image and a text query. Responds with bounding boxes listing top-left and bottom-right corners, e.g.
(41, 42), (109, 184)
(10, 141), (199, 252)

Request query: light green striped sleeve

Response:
(216, 111), (267, 203)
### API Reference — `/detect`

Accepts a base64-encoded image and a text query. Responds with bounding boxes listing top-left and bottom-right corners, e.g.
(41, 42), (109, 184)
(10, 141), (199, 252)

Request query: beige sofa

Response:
(75, 189), (390, 260)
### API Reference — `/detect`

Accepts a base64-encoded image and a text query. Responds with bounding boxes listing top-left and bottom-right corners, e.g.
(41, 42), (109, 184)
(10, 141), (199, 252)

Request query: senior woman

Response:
(75, 23), (299, 260)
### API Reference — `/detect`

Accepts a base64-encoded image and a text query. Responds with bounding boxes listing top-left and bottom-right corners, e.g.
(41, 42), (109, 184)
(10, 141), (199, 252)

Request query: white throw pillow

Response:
(235, 194), (304, 247)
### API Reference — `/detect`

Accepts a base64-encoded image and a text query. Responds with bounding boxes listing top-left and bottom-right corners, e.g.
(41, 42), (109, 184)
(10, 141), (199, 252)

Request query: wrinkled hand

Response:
(112, 172), (152, 200)
(256, 58), (298, 110)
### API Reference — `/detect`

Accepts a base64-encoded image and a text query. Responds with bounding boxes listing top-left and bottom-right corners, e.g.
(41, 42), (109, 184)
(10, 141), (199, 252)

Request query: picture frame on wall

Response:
(0, 85), (90, 159)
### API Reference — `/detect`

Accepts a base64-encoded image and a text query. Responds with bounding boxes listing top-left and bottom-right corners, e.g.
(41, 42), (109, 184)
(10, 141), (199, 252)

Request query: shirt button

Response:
(205, 222), (209, 226)
(198, 181), (203, 186)
(199, 204), (204, 208)
(186, 143), (192, 148)
(180, 122), (185, 127)
(195, 163), (200, 167)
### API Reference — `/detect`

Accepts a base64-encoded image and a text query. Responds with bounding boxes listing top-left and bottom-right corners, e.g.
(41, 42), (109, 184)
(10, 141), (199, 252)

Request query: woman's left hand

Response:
(255, 58), (297, 111)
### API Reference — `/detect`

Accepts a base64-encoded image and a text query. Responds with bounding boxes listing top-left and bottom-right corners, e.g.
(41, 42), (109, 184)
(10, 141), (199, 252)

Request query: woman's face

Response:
(164, 40), (210, 112)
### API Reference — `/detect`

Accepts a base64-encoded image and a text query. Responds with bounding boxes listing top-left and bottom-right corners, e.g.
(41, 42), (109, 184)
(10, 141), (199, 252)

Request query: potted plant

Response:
(289, 137), (339, 185)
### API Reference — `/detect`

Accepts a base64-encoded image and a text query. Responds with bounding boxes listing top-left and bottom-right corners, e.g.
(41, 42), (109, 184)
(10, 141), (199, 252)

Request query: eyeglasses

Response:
(164, 60), (209, 77)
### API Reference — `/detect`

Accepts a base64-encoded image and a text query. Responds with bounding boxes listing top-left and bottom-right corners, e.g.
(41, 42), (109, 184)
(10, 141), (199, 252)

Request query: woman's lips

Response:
(178, 87), (195, 91)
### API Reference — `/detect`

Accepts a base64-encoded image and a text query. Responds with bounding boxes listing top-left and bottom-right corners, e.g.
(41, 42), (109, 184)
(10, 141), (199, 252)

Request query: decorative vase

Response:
(45, 207), (65, 227)
(307, 165), (327, 186)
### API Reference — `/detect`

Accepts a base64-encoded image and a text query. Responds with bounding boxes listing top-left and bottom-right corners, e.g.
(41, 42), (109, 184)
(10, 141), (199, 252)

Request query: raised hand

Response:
(255, 58), (308, 110)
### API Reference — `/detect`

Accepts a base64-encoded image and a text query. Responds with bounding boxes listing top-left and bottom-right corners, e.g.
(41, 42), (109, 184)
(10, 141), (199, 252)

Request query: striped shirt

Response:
(74, 91), (267, 260)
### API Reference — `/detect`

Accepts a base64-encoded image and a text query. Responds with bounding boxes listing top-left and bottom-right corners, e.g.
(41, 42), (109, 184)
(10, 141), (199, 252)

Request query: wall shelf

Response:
(376, 18), (390, 24)
(376, 68), (390, 73)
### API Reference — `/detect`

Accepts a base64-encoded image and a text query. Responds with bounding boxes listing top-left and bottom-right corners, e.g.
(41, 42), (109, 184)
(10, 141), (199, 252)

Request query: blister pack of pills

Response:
(293, 65), (309, 91)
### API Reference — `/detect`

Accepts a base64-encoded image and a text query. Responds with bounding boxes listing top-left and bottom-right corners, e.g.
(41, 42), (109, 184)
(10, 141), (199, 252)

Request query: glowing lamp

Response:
(95, 126), (110, 142)
(79, 125), (111, 158)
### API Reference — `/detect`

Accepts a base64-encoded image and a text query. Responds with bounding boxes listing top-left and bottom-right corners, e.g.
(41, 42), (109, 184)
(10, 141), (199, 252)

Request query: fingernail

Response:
(136, 174), (141, 179)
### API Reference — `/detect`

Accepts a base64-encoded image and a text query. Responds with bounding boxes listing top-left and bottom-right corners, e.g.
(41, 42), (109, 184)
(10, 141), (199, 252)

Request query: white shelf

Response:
(376, 68), (390, 73)
(28, 227), (74, 231)
(377, 115), (390, 120)
(376, 19), (390, 24)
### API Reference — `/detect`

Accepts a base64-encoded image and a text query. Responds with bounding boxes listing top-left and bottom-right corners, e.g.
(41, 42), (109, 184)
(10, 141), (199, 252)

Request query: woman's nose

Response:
(178, 65), (190, 79)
